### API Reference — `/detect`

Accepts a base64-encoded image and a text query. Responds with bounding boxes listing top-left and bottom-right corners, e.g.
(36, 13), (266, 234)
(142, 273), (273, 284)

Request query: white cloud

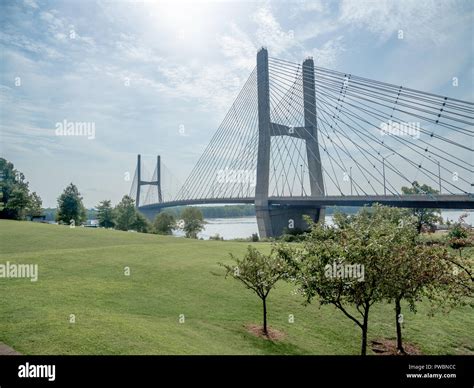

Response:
(219, 23), (256, 71)
(40, 9), (96, 48)
(252, 6), (301, 55)
(294, 18), (340, 42)
(115, 33), (162, 64)
(306, 36), (345, 68)
(39, 10), (64, 31)
(219, 4), (343, 69)
(24, 0), (39, 9)
(154, 62), (244, 113)
(0, 31), (64, 59)
(290, 0), (326, 16)
(339, 0), (459, 45)
(112, 31), (249, 113)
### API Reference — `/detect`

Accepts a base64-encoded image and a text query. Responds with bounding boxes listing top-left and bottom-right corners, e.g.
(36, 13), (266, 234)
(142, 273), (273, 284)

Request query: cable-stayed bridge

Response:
(130, 48), (473, 237)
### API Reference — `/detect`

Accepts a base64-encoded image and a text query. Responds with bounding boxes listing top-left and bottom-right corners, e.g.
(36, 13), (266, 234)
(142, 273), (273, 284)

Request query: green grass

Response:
(0, 220), (472, 355)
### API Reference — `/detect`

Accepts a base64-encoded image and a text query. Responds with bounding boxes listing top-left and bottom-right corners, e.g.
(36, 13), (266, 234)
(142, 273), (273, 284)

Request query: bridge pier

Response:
(255, 48), (325, 238)
(257, 205), (325, 237)
(137, 206), (160, 221)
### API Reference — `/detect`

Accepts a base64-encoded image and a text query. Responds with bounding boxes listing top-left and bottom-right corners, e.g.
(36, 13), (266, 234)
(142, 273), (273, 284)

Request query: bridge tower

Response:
(255, 48), (325, 238)
(135, 154), (163, 207)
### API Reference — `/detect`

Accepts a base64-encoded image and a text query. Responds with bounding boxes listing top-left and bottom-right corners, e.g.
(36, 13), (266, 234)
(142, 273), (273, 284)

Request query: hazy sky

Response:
(1, 0), (472, 207)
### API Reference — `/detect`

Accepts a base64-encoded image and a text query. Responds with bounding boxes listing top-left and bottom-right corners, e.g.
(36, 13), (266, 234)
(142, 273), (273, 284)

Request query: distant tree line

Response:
(43, 204), (361, 222)
(42, 207), (97, 222)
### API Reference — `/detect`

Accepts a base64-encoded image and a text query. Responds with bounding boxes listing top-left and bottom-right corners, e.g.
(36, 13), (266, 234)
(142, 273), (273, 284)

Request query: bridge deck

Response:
(139, 194), (474, 211)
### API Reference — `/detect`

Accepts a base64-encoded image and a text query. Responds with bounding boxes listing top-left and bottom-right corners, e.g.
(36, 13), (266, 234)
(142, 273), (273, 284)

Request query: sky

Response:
(0, 0), (473, 208)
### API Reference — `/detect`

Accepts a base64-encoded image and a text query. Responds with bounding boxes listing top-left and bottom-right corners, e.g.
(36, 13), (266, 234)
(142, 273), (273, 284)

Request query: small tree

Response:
(114, 196), (150, 233)
(153, 212), (175, 235)
(26, 191), (43, 219)
(56, 183), (86, 225)
(96, 200), (115, 228)
(180, 207), (205, 238)
(219, 246), (287, 335)
(401, 181), (442, 233)
(114, 195), (136, 230)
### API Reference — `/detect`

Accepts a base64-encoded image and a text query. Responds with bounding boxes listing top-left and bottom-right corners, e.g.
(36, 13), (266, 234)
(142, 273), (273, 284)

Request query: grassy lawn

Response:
(0, 220), (472, 355)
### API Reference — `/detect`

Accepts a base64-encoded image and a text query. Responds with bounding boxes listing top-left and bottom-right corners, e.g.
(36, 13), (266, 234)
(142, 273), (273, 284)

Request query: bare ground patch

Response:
(245, 324), (285, 341)
(371, 339), (422, 355)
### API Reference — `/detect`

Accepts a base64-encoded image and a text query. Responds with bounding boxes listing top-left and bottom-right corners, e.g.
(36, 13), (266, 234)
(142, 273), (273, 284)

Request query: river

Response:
(172, 210), (472, 240)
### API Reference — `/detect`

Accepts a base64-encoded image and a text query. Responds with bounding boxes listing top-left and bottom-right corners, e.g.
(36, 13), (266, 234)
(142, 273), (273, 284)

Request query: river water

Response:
(173, 210), (473, 240)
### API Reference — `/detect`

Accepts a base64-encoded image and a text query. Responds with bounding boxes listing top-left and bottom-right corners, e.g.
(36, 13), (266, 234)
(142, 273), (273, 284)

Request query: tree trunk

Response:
(361, 305), (369, 355)
(416, 219), (422, 234)
(262, 297), (268, 335)
(395, 297), (406, 354)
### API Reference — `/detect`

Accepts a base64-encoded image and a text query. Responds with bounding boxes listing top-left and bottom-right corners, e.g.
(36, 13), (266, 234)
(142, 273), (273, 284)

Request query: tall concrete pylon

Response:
(255, 48), (325, 238)
(302, 57), (325, 197)
(255, 48), (273, 237)
(135, 154), (163, 208)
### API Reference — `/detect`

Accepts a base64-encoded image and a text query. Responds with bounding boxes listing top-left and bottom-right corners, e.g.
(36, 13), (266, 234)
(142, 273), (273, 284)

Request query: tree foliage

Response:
(0, 158), (43, 220)
(56, 183), (86, 225)
(153, 212), (176, 235)
(277, 205), (472, 355)
(277, 206), (400, 355)
(447, 213), (472, 251)
(401, 181), (442, 233)
(180, 207), (205, 238)
(372, 208), (469, 353)
(26, 192), (43, 219)
(96, 200), (115, 228)
(114, 195), (149, 233)
(220, 246), (288, 335)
